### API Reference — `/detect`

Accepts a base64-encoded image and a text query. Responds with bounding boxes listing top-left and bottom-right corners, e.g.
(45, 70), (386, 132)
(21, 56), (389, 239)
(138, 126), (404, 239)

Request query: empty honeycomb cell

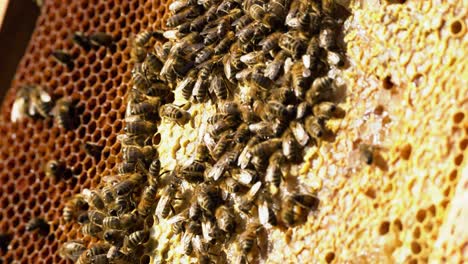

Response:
(459, 138), (468, 150)
(411, 241), (422, 254)
(378, 221), (391, 235)
(324, 252), (336, 263)
(413, 226), (421, 239)
(453, 154), (463, 166)
(449, 18), (465, 37)
(453, 112), (465, 124)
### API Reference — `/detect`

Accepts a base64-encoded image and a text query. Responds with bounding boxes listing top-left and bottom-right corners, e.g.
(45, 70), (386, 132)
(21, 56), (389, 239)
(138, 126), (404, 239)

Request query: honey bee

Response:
(182, 233), (194, 255)
(11, 84), (53, 122)
(282, 130), (302, 161)
(88, 210), (106, 226)
(82, 189), (106, 211)
(265, 50), (288, 80)
(208, 117), (237, 139)
(83, 141), (104, 160)
(132, 71), (150, 91)
(90, 32), (113, 47)
(137, 181), (158, 217)
(319, 27), (337, 51)
(237, 21), (268, 43)
(214, 31), (235, 55)
(203, 21), (229, 45)
(266, 100), (289, 120)
(107, 246), (134, 263)
(88, 254), (108, 264)
(103, 229), (125, 247)
(223, 177), (241, 193)
(51, 50), (73, 67)
(195, 47), (214, 65)
(304, 116), (324, 140)
(135, 31), (154, 47)
(313, 101), (337, 119)
(248, 121), (276, 139)
(44, 159), (67, 182)
(281, 193), (319, 227)
(166, 7), (201, 28)
(142, 53), (164, 79)
(327, 50), (345, 67)
(290, 61), (312, 100)
(178, 161), (206, 183)
(113, 172), (146, 196)
(233, 123), (250, 143)
(176, 71), (196, 100)
(306, 76), (335, 105)
(148, 158), (161, 181)
(53, 98), (76, 130)
(265, 151), (285, 193)
(185, 222), (203, 241)
(120, 213), (143, 230)
(238, 222), (262, 254)
(232, 168), (257, 186)
(77, 212), (89, 224)
(124, 115), (158, 135)
(26, 217), (50, 235)
(169, 0), (192, 12)
(102, 216), (121, 230)
(211, 132), (234, 159)
(240, 50), (265, 65)
(192, 67), (210, 103)
(251, 138), (282, 157)
(63, 195), (88, 222)
(197, 184), (220, 213)
(232, 14), (253, 32)
(59, 241), (86, 262)
(279, 32), (306, 59)
(122, 145), (156, 164)
(292, 193), (320, 210)
(215, 205), (236, 233)
(210, 73), (230, 101)
(81, 222), (103, 238)
(72, 31), (91, 50)
(249, 66), (273, 90)
(156, 184), (176, 219)
(359, 144), (378, 165)
(110, 195), (133, 216)
(237, 136), (261, 169)
(236, 181), (262, 213)
(131, 45), (147, 63)
(85, 243), (110, 260)
(294, 101), (310, 120)
(183, 201), (200, 223)
(124, 230), (150, 251)
(100, 186), (115, 205)
(167, 213), (187, 234)
(258, 200), (278, 227)
(159, 103), (190, 125)
(201, 218), (220, 243)
(206, 148), (239, 181)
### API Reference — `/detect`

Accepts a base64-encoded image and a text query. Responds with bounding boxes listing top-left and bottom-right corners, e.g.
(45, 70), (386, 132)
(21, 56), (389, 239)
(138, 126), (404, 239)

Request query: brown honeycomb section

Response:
(0, 0), (169, 263)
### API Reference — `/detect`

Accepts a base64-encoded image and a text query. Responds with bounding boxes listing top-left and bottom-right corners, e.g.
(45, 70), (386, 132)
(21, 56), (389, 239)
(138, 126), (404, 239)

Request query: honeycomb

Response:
(0, 0), (466, 264)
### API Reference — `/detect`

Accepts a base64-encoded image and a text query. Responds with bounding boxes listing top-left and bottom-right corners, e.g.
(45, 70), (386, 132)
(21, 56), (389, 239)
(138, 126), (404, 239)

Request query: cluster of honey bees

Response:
(58, 0), (349, 263)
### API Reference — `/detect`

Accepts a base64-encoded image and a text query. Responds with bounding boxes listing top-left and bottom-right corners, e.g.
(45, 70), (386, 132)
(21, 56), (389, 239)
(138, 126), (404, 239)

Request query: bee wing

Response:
(258, 200), (269, 226)
(167, 212), (187, 224)
(237, 146), (252, 169)
(246, 181), (262, 201)
(290, 121), (310, 146)
(201, 221), (213, 242)
(11, 98), (26, 122)
(206, 161), (225, 182)
(38, 89), (52, 103)
(155, 195), (170, 218)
